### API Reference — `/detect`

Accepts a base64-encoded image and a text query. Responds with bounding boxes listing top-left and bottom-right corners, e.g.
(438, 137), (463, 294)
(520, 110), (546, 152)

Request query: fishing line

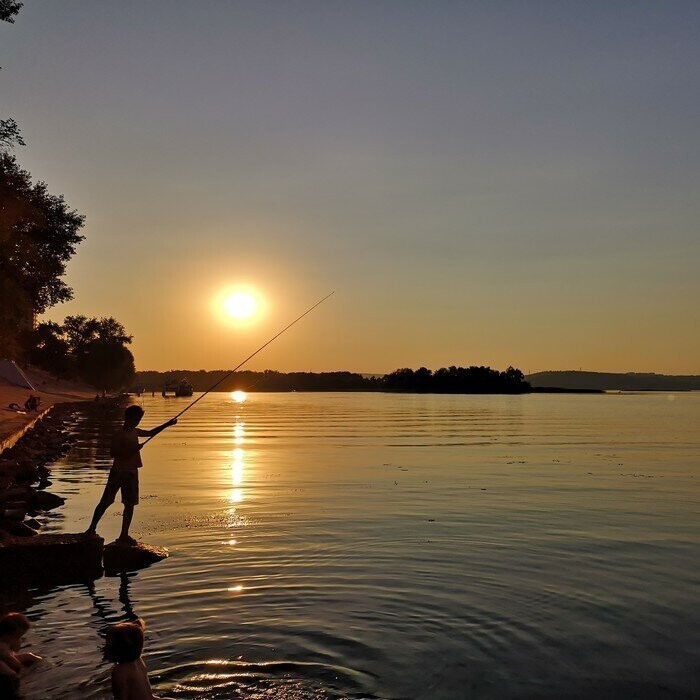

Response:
(141, 291), (335, 446)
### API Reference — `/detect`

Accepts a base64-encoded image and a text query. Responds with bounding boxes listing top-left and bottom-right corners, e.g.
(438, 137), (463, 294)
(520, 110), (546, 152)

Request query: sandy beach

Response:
(0, 367), (94, 448)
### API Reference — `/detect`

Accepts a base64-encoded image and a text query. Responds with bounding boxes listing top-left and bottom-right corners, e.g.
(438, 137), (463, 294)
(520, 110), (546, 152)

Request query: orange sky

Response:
(4, 2), (699, 374)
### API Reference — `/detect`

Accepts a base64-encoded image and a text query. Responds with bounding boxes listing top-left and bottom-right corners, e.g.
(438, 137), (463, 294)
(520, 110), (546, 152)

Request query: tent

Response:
(0, 359), (36, 390)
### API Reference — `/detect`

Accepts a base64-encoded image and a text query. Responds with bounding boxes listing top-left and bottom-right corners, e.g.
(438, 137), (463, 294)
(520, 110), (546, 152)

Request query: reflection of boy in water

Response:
(86, 405), (176, 544)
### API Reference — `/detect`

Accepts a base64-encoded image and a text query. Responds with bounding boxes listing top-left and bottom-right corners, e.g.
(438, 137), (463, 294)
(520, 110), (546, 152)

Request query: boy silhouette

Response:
(86, 405), (176, 544)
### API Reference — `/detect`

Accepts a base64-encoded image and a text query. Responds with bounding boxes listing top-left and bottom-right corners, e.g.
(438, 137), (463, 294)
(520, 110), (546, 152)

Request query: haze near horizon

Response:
(3, 1), (699, 374)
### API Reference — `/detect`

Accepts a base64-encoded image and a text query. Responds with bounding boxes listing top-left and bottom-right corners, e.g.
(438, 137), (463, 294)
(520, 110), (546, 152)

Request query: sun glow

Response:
(214, 286), (264, 326)
(223, 292), (258, 320)
(231, 390), (247, 403)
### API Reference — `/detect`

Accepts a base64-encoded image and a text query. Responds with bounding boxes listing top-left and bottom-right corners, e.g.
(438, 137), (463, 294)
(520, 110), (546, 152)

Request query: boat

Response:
(161, 378), (194, 397)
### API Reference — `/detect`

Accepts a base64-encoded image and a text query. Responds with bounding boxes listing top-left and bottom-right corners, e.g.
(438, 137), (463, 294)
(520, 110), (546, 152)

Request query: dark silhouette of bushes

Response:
(135, 365), (529, 394)
(382, 365), (529, 393)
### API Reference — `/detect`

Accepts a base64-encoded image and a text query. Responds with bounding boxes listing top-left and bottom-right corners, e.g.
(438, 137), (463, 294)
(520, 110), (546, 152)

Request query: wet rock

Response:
(0, 486), (31, 503)
(103, 540), (169, 575)
(32, 491), (65, 511)
(6, 521), (38, 537)
(1, 504), (27, 521)
(0, 533), (104, 582)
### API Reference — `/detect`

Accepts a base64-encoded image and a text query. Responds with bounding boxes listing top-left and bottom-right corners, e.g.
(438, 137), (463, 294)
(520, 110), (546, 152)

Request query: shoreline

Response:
(0, 397), (124, 543)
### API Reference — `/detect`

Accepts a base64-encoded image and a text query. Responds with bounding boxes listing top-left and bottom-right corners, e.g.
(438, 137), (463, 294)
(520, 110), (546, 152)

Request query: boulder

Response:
(103, 540), (169, 575)
(32, 490), (65, 511)
(0, 533), (104, 582)
(6, 521), (38, 537)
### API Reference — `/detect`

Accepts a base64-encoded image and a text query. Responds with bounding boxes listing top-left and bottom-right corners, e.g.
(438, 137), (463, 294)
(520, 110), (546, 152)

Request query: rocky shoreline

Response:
(0, 397), (169, 581)
(0, 402), (84, 541)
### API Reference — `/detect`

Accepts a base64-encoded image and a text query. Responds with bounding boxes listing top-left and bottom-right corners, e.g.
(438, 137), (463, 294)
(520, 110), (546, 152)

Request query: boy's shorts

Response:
(100, 469), (139, 506)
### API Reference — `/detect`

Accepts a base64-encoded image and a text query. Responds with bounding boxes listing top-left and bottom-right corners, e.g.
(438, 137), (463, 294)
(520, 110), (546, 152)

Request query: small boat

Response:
(162, 378), (194, 397)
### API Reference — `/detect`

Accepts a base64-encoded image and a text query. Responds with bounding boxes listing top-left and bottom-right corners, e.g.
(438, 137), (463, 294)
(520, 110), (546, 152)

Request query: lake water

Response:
(7, 392), (700, 699)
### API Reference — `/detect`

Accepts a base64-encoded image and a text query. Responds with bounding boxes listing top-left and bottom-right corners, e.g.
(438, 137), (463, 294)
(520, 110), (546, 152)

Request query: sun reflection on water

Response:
(231, 390), (247, 403)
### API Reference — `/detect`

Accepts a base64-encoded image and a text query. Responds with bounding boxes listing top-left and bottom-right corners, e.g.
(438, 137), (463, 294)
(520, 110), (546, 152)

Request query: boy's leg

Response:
(85, 500), (109, 533)
(85, 473), (119, 534)
(117, 472), (139, 543)
(119, 504), (134, 540)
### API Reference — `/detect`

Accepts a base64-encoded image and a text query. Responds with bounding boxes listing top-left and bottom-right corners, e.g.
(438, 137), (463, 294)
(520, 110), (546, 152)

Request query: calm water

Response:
(7, 392), (700, 699)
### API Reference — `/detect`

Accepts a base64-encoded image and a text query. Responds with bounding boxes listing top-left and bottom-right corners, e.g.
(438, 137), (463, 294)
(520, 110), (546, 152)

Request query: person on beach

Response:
(85, 405), (176, 544)
(0, 613), (41, 696)
(106, 619), (168, 700)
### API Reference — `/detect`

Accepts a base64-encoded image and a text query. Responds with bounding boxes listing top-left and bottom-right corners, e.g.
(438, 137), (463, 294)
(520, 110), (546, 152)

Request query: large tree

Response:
(0, 154), (85, 315)
(30, 316), (136, 391)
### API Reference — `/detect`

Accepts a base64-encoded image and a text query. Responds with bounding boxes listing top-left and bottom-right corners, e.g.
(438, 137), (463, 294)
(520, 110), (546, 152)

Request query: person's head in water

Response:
(123, 405), (145, 429)
(105, 619), (145, 663)
(0, 612), (31, 652)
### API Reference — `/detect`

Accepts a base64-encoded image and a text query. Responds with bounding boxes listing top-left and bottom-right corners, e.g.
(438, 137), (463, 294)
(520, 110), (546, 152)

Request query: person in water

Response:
(85, 405), (176, 544)
(106, 619), (167, 700)
(0, 613), (41, 697)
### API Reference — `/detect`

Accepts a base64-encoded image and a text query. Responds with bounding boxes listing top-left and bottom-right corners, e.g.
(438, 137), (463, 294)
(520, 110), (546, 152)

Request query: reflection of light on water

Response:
(233, 422), (245, 445)
(228, 584), (244, 592)
(230, 447), (244, 502)
(231, 390), (247, 403)
(227, 539), (237, 545)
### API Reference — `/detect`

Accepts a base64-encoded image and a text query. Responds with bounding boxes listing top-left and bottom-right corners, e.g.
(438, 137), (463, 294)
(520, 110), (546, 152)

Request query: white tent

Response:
(0, 359), (35, 390)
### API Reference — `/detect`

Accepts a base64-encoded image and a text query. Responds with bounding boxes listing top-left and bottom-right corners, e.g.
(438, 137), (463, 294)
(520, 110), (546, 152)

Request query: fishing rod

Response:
(141, 291), (335, 446)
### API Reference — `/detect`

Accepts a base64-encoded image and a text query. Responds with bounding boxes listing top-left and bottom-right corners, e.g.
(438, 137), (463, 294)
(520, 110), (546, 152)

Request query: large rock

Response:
(103, 540), (169, 575)
(0, 533), (104, 582)
(31, 490), (65, 511)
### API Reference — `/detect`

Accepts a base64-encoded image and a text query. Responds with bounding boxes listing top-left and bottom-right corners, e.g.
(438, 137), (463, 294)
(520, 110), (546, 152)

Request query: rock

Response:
(32, 491), (65, 511)
(6, 521), (38, 537)
(0, 486), (32, 502)
(0, 533), (104, 582)
(2, 505), (27, 521)
(36, 465), (51, 480)
(103, 540), (169, 575)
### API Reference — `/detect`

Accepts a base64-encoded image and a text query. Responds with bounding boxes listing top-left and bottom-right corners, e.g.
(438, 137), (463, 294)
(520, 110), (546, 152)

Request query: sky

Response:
(2, 1), (699, 374)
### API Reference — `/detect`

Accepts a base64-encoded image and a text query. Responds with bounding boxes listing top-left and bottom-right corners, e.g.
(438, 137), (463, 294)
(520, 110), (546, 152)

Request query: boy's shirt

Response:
(110, 428), (149, 472)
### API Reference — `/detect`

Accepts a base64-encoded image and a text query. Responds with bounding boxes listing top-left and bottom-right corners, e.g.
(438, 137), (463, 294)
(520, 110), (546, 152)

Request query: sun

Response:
(223, 292), (258, 320)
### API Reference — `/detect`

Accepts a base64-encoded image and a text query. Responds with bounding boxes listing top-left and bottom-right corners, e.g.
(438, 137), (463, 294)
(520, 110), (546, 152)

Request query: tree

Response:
(0, 119), (25, 152)
(0, 153), (85, 316)
(0, 274), (31, 359)
(27, 321), (72, 378)
(79, 341), (135, 393)
(63, 316), (135, 391)
(0, 1), (21, 24)
(28, 316), (136, 391)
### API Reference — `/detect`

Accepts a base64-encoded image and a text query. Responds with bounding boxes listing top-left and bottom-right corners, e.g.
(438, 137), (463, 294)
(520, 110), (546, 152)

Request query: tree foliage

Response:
(0, 119), (25, 151)
(0, 0), (22, 24)
(28, 316), (135, 391)
(382, 365), (530, 393)
(0, 153), (85, 348)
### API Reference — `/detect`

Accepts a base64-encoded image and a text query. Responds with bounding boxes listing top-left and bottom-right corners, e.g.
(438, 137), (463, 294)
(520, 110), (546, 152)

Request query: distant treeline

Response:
(527, 371), (700, 392)
(134, 365), (531, 394)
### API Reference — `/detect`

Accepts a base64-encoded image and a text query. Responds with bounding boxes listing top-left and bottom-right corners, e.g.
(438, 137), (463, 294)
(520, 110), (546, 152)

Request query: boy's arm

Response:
(136, 418), (177, 439)
(0, 650), (20, 674)
(16, 652), (41, 666)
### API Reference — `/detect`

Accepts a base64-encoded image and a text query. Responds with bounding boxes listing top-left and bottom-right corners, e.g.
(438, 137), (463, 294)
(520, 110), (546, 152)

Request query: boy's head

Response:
(124, 405), (145, 428)
(0, 613), (31, 651)
(105, 619), (145, 663)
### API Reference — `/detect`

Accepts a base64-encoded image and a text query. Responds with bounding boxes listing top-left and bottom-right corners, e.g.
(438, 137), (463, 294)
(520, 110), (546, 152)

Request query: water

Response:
(7, 392), (700, 699)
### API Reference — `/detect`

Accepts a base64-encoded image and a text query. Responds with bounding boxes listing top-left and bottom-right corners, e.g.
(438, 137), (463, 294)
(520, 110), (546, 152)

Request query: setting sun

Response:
(223, 292), (258, 320)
